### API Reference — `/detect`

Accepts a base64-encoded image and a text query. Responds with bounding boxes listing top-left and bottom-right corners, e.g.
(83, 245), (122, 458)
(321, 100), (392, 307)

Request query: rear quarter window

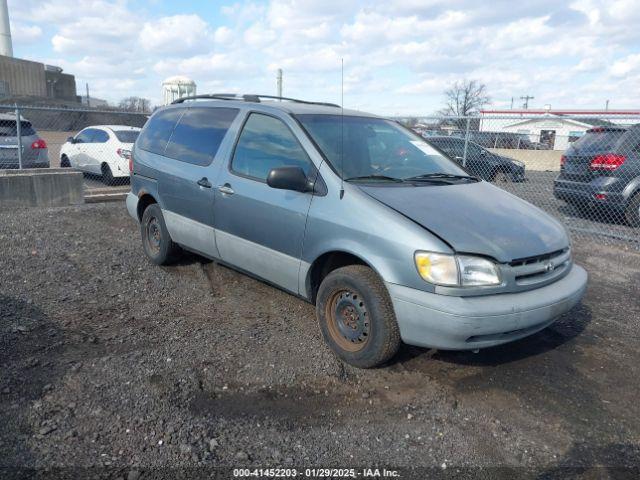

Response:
(137, 108), (184, 155)
(164, 107), (239, 166)
(114, 130), (140, 143)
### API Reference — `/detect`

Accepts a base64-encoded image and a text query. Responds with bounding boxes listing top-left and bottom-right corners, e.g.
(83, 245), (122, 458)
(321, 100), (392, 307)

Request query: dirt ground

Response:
(1, 202), (639, 478)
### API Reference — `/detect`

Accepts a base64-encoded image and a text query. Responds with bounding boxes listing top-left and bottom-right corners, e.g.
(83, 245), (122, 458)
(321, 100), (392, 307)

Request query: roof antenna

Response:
(340, 58), (345, 200)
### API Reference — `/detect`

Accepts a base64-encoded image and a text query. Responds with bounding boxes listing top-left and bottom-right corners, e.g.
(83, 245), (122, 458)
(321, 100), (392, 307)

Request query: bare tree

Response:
(439, 79), (490, 117)
(118, 96), (151, 113)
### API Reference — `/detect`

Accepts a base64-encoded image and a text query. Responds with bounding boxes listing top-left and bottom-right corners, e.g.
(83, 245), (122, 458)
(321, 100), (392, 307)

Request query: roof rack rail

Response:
(172, 93), (340, 108)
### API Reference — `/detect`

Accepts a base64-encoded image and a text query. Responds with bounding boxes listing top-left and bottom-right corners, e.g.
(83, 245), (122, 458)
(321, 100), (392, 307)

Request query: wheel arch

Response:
(305, 250), (382, 304)
(136, 193), (158, 221)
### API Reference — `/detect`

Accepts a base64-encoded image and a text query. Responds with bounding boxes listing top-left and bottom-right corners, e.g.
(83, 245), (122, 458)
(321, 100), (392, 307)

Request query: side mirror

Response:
(267, 166), (310, 193)
(67, 136), (75, 144)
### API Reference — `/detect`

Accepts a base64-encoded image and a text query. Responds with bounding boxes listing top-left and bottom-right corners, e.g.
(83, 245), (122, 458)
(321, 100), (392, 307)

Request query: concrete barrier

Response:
(488, 148), (564, 172)
(0, 168), (84, 207)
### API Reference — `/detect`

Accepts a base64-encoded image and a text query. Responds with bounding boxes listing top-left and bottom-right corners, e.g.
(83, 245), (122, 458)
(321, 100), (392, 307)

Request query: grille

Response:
(510, 248), (571, 286)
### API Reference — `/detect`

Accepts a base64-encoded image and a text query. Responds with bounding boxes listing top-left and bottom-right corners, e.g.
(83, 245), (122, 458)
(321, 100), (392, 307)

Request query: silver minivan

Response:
(126, 95), (588, 368)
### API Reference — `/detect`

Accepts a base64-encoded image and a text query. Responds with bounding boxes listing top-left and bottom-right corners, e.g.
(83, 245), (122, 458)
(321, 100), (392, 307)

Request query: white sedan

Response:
(60, 125), (141, 185)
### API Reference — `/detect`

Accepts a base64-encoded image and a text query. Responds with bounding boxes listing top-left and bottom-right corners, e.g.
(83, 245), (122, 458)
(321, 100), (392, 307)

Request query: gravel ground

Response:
(1, 202), (639, 478)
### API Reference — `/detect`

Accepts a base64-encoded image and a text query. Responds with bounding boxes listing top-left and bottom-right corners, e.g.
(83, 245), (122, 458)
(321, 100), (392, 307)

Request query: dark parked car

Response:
(554, 125), (640, 226)
(0, 113), (49, 169)
(425, 136), (525, 182)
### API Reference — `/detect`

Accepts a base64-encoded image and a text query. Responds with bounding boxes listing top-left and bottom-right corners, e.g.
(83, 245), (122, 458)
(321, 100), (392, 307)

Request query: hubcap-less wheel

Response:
(325, 289), (370, 352)
(146, 217), (162, 255)
(494, 171), (510, 184)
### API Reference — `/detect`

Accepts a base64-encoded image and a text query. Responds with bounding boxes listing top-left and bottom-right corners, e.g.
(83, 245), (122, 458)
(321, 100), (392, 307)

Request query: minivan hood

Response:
(359, 181), (568, 263)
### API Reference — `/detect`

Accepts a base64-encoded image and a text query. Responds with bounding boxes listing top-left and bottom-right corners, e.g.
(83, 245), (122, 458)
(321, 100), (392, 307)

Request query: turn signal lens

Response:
(414, 252), (458, 286)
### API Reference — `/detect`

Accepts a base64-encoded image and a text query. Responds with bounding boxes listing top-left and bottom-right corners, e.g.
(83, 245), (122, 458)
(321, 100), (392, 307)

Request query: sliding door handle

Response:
(218, 184), (235, 195)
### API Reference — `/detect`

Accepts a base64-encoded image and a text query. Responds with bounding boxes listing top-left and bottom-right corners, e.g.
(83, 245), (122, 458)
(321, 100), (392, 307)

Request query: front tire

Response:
(625, 193), (640, 227)
(60, 155), (70, 168)
(316, 265), (401, 368)
(140, 204), (180, 265)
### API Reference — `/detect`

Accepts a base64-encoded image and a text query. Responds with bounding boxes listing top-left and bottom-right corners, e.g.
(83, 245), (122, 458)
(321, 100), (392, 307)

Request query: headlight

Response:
(512, 159), (525, 168)
(457, 255), (501, 286)
(414, 252), (501, 287)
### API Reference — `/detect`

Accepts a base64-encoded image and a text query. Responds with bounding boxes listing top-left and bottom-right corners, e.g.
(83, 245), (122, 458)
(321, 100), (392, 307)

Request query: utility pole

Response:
(86, 83), (91, 108)
(605, 99), (610, 111)
(520, 95), (534, 109)
(510, 97), (514, 109)
(276, 69), (282, 100)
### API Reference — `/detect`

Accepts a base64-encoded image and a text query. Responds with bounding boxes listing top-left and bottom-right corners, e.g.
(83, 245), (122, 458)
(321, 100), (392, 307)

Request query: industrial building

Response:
(0, 0), (78, 103)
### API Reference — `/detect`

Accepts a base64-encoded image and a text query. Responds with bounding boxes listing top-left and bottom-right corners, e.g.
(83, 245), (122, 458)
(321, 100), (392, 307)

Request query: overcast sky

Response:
(7, 0), (640, 114)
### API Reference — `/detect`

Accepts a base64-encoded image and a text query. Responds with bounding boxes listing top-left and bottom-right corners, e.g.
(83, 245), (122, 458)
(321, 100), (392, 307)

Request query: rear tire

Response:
(140, 204), (180, 265)
(101, 163), (115, 186)
(625, 193), (640, 227)
(316, 265), (401, 368)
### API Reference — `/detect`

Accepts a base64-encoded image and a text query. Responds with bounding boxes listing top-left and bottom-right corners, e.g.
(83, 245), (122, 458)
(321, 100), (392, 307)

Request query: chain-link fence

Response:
(0, 105), (148, 191)
(406, 114), (640, 248)
(1, 105), (638, 248)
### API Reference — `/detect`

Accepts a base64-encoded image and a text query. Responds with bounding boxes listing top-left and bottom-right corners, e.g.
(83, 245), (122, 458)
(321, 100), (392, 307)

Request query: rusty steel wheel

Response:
(140, 203), (180, 265)
(316, 265), (401, 368)
(325, 289), (370, 352)
(145, 216), (162, 256)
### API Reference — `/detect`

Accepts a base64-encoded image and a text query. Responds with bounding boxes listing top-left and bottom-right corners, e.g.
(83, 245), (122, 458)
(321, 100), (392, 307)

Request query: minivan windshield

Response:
(296, 115), (470, 182)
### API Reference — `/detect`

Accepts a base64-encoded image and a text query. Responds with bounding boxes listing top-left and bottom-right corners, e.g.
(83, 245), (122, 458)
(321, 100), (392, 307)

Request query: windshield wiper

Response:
(404, 173), (479, 183)
(345, 175), (405, 183)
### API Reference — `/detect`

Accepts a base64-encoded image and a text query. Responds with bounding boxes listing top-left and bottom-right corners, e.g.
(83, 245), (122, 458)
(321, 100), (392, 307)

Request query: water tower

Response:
(162, 76), (196, 105)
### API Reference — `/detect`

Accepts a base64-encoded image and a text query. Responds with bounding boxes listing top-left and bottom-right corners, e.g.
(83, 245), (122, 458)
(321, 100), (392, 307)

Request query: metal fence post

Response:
(462, 117), (470, 167)
(15, 104), (23, 169)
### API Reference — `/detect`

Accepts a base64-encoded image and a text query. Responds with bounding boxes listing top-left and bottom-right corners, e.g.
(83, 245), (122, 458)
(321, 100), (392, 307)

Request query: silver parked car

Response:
(0, 113), (49, 169)
(126, 94), (588, 368)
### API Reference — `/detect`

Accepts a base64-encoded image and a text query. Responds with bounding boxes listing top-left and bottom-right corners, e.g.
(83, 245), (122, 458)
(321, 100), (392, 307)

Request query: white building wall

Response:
(479, 112), (640, 150)
(500, 119), (589, 150)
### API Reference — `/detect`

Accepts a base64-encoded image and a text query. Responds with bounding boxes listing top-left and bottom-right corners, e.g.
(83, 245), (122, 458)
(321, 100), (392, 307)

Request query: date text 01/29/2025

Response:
(232, 468), (401, 478)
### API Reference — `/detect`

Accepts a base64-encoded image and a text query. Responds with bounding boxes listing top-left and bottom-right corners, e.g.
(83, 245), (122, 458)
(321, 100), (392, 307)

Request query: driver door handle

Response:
(197, 177), (212, 188)
(218, 184), (234, 195)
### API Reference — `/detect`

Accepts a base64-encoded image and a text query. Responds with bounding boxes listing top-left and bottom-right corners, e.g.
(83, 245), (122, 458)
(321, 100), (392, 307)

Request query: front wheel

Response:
(140, 204), (180, 265)
(316, 265), (401, 368)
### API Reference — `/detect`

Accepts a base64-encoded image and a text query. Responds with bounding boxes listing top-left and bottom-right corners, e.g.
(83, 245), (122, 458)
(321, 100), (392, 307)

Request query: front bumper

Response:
(387, 264), (588, 350)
